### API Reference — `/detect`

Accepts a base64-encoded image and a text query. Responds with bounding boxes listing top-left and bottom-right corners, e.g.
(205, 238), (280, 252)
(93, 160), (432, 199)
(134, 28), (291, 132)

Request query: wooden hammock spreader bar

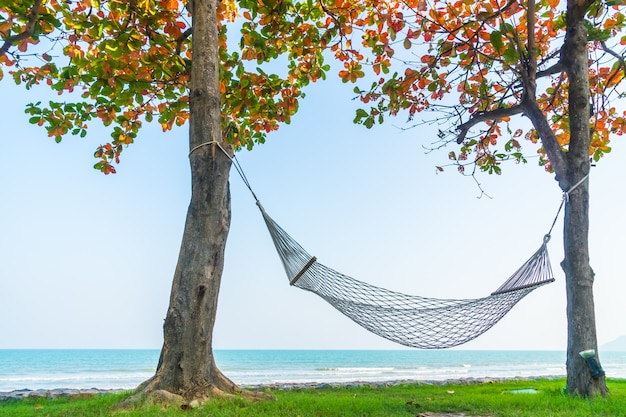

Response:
(490, 278), (555, 296)
(290, 256), (317, 286)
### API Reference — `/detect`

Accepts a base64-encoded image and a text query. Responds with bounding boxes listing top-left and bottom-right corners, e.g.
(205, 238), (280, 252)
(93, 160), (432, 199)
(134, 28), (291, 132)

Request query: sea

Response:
(1, 349), (626, 392)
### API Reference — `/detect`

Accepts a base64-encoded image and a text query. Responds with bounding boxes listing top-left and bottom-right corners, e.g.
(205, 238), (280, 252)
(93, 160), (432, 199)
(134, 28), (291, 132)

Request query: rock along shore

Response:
(0, 376), (561, 402)
(0, 387), (127, 402)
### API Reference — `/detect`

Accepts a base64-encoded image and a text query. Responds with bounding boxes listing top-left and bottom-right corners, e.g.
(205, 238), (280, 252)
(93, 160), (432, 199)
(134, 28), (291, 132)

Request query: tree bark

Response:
(521, 0), (607, 397)
(122, 0), (265, 405)
(558, 0), (608, 396)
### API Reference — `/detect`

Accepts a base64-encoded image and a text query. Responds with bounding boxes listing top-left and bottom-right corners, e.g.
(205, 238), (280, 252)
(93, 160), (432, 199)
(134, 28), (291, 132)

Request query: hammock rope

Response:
(256, 201), (555, 348)
(213, 146), (570, 349)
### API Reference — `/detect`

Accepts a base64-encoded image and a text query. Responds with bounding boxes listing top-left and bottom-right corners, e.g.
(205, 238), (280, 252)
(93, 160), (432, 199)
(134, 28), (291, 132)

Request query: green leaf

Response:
(490, 31), (504, 53)
(353, 108), (368, 123)
(502, 47), (519, 64)
(553, 14), (567, 31)
(25, 104), (42, 115)
(586, 23), (611, 42)
(500, 23), (515, 34)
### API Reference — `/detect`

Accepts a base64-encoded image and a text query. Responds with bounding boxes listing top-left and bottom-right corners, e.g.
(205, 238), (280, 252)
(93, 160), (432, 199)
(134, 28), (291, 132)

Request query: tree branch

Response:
(0, 0), (42, 58)
(527, 0), (537, 69)
(522, 97), (568, 178)
(456, 105), (524, 144)
(476, 0), (518, 23)
(525, 0), (537, 96)
(320, 2), (345, 38)
(536, 61), (565, 78)
(600, 41), (626, 89)
(176, 27), (193, 55)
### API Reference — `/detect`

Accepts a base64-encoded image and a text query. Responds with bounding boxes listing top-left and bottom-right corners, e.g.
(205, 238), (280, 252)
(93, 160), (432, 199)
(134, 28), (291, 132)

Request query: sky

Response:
(1, 65), (626, 352)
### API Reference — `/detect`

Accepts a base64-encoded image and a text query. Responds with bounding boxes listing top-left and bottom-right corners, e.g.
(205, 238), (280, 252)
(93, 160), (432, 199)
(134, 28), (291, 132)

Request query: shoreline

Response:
(0, 376), (564, 402)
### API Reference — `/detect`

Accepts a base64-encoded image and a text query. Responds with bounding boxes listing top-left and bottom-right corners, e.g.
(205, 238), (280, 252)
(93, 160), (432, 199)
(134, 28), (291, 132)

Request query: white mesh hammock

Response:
(256, 202), (555, 349)
(223, 150), (560, 350)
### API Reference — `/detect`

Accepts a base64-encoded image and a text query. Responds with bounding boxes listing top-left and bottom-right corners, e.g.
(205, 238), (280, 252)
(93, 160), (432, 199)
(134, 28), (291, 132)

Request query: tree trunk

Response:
(523, 0), (608, 398)
(562, 177), (607, 397)
(143, 138), (237, 401)
(558, 0), (608, 397)
(122, 0), (266, 405)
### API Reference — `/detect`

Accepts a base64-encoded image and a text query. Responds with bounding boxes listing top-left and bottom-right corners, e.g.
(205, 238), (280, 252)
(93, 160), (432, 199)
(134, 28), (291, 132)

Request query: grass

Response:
(2, 378), (626, 416)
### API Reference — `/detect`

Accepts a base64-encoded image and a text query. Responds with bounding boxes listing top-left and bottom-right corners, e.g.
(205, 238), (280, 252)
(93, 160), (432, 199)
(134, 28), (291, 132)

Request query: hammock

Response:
(213, 148), (561, 350)
(256, 202), (555, 349)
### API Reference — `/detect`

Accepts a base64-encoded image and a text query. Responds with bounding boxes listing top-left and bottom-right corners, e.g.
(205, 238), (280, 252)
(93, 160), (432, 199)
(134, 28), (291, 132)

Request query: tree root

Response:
(113, 372), (274, 410)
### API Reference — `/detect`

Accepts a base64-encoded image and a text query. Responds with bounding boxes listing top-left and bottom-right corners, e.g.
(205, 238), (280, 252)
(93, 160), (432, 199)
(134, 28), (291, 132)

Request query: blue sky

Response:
(1, 67), (625, 351)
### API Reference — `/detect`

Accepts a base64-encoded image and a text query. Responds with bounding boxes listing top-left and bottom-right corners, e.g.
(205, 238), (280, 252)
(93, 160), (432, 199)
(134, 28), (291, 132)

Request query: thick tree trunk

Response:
(149, 0), (234, 400)
(122, 0), (266, 405)
(562, 178), (607, 397)
(142, 139), (237, 401)
(558, 0), (608, 397)
(522, 0), (608, 398)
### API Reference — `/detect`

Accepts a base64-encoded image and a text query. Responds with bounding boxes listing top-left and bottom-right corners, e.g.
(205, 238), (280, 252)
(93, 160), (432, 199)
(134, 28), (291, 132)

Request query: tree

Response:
(0, 0), (371, 404)
(335, 0), (625, 397)
(0, 0), (331, 404)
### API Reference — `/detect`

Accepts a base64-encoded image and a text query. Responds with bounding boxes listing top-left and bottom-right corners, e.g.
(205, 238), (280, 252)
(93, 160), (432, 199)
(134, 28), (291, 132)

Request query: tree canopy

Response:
(336, 0), (625, 177)
(3, 1), (624, 176)
(1, 0), (337, 173)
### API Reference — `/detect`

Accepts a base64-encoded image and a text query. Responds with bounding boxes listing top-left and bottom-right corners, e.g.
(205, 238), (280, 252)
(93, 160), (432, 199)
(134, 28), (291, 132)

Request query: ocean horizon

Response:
(1, 349), (626, 392)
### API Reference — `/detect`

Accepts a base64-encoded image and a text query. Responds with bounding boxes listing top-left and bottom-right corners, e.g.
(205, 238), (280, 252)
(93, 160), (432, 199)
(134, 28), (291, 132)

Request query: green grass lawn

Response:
(2, 378), (626, 417)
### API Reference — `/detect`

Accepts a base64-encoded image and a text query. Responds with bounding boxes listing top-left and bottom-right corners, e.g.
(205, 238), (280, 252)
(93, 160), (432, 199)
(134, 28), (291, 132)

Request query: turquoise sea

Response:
(1, 350), (626, 392)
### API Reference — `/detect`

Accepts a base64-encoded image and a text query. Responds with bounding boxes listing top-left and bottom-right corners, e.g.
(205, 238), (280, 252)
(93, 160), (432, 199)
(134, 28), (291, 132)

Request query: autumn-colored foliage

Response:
(328, 0), (626, 174)
(0, 0), (335, 173)
(2, 0), (626, 176)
